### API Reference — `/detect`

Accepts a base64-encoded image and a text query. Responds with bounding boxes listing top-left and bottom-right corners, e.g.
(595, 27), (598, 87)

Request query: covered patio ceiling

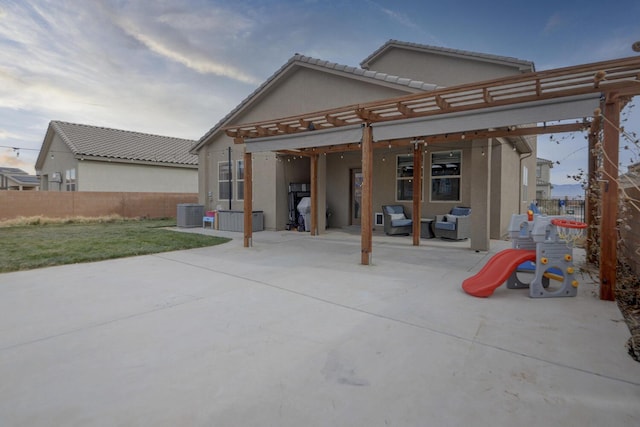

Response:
(224, 54), (640, 301)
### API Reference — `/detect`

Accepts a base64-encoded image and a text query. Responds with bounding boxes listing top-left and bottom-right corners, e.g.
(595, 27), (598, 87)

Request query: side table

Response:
(420, 218), (435, 239)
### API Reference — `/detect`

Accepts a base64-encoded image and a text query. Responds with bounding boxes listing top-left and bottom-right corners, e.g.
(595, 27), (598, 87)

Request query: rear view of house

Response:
(192, 40), (538, 240)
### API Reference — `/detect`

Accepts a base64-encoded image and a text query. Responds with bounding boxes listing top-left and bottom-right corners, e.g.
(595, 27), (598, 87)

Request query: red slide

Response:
(462, 249), (536, 297)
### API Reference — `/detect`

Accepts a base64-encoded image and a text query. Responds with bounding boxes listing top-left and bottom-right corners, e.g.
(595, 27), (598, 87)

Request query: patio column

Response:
(310, 153), (318, 236)
(412, 142), (423, 246)
(469, 139), (491, 251)
(599, 95), (621, 301)
(361, 124), (373, 265)
(243, 150), (253, 247)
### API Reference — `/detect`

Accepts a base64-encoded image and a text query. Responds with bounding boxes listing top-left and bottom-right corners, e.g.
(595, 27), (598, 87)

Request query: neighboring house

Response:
(0, 167), (40, 191)
(536, 158), (554, 200)
(35, 121), (198, 192)
(192, 40), (537, 239)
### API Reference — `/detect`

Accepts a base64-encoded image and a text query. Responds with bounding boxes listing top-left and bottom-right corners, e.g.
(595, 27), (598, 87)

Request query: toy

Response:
(462, 213), (585, 298)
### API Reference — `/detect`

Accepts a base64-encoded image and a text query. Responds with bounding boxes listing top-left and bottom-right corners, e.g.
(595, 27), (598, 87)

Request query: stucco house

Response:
(0, 167), (40, 191)
(536, 158), (554, 200)
(35, 121), (198, 192)
(192, 40), (538, 240)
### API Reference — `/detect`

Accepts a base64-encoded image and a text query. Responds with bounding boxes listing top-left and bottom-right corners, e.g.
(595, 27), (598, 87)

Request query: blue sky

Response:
(1, 0), (638, 184)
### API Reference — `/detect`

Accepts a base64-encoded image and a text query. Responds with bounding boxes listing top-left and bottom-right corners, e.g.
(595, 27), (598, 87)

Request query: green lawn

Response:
(0, 219), (230, 273)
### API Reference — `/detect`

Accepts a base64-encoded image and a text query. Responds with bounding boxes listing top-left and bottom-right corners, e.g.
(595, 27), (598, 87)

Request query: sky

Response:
(1, 0), (639, 185)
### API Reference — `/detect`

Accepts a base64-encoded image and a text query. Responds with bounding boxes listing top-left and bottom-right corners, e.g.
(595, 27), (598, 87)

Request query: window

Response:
(218, 161), (232, 200)
(522, 166), (528, 202)
(65, 168), (76, 191)
(396, 154), (414, 201)
(430, 151), (461, 201)
(236, 160), (244, 201)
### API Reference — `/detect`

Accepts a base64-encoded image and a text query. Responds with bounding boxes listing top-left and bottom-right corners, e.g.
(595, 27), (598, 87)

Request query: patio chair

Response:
(382, 205), (412, 235)
(434, 207), (471, 240)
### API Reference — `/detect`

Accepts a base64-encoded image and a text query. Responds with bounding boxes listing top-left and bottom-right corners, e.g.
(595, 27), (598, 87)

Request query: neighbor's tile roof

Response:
(360, 40), (535, 71)
(194, 53), (443, 151)
(7, 174), (40, 185)
(51, 121), (198, 165)
(0, 167), (28, 175)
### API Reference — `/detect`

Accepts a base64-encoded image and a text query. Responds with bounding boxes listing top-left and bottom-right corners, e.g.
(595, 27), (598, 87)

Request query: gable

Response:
(194, 55), (441, 152)
(232, 65), (417, 127)
(361, 41), (534, 87)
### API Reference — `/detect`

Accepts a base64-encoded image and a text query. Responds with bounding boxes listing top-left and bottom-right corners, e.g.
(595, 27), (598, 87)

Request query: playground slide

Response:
(462, 249), (536, 297)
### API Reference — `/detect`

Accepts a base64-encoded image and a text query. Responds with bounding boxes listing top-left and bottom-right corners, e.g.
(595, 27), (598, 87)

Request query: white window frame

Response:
(395, 154), (422, 202)
(65, 168), (76, 192)
(235, 159), (244, 201)
(522, 166), (529, 202)
(429, 150), (462, 203)
(218, 161), (232, 201)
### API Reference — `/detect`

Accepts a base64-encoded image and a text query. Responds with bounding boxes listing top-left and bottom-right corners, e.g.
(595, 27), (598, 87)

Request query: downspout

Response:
(228, 146), (232, 210)
(518, 136), (533, 214)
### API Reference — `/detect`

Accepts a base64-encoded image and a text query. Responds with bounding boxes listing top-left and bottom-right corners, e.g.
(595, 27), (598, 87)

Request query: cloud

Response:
(543, 12), (563, 34)
(115, 19), (260, 85)
(0, 149), (36, 174)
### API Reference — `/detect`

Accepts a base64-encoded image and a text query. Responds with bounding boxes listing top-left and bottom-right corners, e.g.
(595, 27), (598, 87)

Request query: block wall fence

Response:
(0, 192), (198, 220)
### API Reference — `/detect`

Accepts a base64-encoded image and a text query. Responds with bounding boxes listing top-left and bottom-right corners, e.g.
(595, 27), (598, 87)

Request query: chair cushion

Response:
(435, 221), (456, 231)
(444, 214), (458, 223)
(389, 213), (405, 221)
(451, 207), (471, 216)
(384, 205), (404, 215)
(391, 218), (412, 227)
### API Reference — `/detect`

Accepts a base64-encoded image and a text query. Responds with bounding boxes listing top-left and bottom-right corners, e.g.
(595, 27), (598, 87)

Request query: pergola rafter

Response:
(227, 54), (640, 301)
(224, 56), (640, 140)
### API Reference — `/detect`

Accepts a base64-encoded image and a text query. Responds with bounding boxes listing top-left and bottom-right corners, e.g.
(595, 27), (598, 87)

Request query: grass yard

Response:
(0, 218), (230, 273)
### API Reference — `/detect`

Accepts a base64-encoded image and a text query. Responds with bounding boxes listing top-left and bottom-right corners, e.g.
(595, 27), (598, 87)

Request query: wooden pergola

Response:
(224, 55), (640, 301)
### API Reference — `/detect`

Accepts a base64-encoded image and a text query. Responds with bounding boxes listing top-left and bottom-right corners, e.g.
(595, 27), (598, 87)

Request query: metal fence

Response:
(535, 199), (585, 223)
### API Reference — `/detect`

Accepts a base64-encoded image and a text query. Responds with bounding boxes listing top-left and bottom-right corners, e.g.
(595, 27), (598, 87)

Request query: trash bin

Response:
(297, 197), (311, 231)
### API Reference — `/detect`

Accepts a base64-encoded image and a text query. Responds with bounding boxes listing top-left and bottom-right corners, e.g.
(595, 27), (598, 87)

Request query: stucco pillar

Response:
(470, 139), (491, 251)
(317, 153), (327, 233)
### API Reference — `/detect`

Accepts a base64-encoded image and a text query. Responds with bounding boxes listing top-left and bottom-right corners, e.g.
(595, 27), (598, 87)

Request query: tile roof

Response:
(0, 167), (28, 175)
(51, 121), (198, 166)
(8, 174), (40, 185)
(360, 40), (535, 72)
(193, 54), (442, 151)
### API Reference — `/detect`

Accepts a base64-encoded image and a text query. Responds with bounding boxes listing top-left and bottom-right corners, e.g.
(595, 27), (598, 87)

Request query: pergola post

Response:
(310, 154), (319, 236)
(361, 124), (373, 265)
(412, 142), (423, 246)
(599, 95), (621, 301)
(243, 151), (253, 248)
(586, 110), (601, 264)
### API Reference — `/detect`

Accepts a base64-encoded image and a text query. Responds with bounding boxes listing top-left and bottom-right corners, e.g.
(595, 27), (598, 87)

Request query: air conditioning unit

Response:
(51, 172), (62, 183)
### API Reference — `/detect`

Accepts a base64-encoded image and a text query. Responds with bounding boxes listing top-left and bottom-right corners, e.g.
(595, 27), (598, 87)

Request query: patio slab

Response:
(0, 229), (638, 426)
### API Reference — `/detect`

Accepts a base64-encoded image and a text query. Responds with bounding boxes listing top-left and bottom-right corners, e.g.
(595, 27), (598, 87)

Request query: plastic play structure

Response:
(462, 212), (587, 298)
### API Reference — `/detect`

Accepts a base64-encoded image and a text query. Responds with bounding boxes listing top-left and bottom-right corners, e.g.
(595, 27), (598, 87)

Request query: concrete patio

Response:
(0, 228), (638, 426)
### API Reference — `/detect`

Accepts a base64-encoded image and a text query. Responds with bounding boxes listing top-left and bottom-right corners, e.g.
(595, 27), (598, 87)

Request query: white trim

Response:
(375, 212), (384, 226)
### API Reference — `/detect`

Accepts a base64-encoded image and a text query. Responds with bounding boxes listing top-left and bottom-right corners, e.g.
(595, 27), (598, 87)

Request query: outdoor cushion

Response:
(444, 214), (458, 223)
(391, 218), (412, 227)
(389, 213), (405, 220)
(435, 221), (456, 231)
(451, 207), (471, 216)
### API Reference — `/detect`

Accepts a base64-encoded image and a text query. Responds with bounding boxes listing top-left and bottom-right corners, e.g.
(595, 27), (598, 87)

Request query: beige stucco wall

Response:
(39, 133), (77, 191)
(365, 48), (531, 87)
(78, 161), (197, 193)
